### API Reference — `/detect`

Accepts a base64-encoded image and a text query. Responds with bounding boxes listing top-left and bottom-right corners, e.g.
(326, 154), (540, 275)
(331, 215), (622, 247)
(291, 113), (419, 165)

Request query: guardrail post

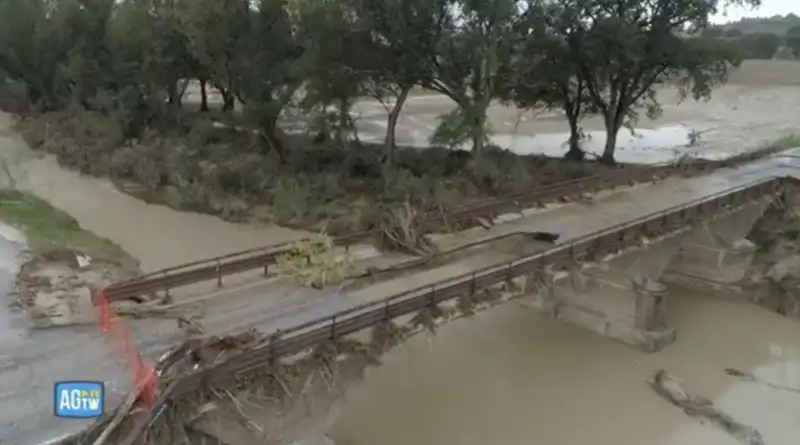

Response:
(383, 301), (390, 321)
(162, 271), (170, 300)
(429, 285), (436, 306)
(263, 264), (269, 276)
(330, 316), (337, 341)
(268, 329), (280, 367)
(216, 260), (222, 288)
(469, 273), (476, 296)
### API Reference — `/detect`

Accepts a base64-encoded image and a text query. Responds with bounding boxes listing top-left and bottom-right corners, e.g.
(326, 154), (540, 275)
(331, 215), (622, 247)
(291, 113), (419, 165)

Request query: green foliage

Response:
(430, 108), (476, 149)
(0, 0), (756, 229)
(522, 0), (754, 164)
(787, 25), (800, 57)
(421, 0), (532, 156)
(734, 32), (782, 59)
(725, 28), (744, 38)
(0, 189), (130, 261)
(716, 13), (800, 36)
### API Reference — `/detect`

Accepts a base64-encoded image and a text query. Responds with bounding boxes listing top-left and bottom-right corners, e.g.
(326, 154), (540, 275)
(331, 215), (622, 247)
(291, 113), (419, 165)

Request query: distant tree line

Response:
(0, 0), (756, 165)
(702, 21), (800, 60)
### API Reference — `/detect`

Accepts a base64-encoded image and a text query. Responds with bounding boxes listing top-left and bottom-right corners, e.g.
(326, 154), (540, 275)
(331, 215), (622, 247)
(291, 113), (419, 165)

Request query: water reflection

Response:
(331, 295), (800, 445)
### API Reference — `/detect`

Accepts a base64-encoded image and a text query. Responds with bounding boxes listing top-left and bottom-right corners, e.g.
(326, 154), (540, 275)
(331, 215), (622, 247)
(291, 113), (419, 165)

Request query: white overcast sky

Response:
(712, 0), (798, 23)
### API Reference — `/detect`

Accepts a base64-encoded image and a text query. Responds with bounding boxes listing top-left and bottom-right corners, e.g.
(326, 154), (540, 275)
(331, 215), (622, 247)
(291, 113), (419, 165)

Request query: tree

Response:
(558, 0), (753, 164)
(701, 27), (724, 38)
(507, 2), (593, 160)
(724, 27), (743, 38)
(182, 0), (252, 112)
(352, 0), (451, 163)
(736, 32), (780, 59)
(293, 0), (367, 148)
(420, 0), (533, 157)
(234, 0), (306, 162)
(0, 0), (72, 108)
(786, 25), (800, 57)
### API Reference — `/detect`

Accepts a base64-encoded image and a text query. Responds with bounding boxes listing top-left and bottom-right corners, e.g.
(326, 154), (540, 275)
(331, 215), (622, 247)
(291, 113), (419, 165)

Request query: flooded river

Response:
(331, 296), (800, 445)
(1, 105), (800, 445)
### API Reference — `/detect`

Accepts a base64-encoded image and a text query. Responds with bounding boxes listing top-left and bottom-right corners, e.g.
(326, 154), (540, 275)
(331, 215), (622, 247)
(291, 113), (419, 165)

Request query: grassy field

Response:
(0, 189), (131, 261)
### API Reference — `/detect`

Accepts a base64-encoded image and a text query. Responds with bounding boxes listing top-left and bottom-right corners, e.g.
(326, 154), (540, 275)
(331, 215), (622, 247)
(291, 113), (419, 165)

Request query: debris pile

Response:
(376, 201), (439, 256)
(13, 248), (142, 327)
(649, 370), (764, 445)
(746, 197), (800, 318)
(275, 234), (357, 289)
(72, 270), (533, 445)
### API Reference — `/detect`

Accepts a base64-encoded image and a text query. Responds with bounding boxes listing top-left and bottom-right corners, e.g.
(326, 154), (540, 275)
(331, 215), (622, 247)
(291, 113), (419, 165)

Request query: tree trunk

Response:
(199, 79), (209, 112)
(167, 80), (181, 110)
(600, 114), (620, 165)
(259, 118), (285, 163)
(563, 111), (584, 161)
(383, 86), (411, 165)
(337, 97), (351, 147)
(471, 108), (487, 157)
(221, 89), (235, 112)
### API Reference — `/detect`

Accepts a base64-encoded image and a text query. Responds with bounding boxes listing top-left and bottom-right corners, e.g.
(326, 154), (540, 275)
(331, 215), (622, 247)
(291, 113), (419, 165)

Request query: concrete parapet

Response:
(668, 198), (771, 284)
(524, 233), (685, 353)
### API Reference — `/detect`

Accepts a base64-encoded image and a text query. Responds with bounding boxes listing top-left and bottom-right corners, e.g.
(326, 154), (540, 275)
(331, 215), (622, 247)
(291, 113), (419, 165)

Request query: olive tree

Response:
(352, 0), (451, 163)
(560, 0), (754, 163)
(421, 0), (535, 156)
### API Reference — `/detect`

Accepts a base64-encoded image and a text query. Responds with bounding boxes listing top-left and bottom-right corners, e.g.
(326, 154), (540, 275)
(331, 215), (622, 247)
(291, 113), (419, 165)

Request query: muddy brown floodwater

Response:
(1, 60), (800, 445)
(331, 295), (800, 445)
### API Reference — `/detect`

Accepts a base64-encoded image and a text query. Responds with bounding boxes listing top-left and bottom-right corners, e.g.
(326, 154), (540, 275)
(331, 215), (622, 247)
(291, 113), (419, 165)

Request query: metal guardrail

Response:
(102, 165), (667, 302)
(101, 145), (782, 304)
(96, 174), (790, 445)
(168, 175), (786, 395)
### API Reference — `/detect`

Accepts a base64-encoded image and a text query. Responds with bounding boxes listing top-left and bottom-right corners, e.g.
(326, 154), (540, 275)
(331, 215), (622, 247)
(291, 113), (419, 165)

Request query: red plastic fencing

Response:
(93, 289), (157, 408)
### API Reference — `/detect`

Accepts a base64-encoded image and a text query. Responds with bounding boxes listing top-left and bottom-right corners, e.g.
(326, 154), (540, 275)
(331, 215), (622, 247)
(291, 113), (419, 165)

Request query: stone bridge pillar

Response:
(526, 233), (686, 353)
(666, 198), (772, 287)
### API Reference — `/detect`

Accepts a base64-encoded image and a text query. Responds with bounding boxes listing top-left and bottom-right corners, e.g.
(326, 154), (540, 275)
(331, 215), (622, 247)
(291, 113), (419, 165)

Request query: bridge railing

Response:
(102, 145), (775, 304)
(102, 165), (667, 302)
(169, 176), (785, 395)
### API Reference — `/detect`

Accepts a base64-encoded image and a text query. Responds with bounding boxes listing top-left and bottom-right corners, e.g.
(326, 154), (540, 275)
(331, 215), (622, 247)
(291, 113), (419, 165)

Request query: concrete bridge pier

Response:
(526, 234), (686, 353)
(664, 199), (772, 292)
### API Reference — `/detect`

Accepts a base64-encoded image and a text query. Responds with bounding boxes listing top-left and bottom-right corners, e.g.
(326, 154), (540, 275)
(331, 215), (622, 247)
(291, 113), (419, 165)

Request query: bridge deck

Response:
(6, 148), (800, 445)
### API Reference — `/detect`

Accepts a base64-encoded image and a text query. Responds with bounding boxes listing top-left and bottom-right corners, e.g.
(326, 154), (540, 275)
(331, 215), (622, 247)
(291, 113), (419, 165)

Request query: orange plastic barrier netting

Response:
(93, 289), (157, 408)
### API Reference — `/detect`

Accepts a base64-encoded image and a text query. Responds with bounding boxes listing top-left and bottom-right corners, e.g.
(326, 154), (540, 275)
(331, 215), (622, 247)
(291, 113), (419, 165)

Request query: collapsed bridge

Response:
(68, 148), (800, 445)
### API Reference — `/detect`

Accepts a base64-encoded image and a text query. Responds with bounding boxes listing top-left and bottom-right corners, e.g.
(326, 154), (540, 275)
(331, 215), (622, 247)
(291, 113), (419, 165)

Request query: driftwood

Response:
(648, 370), (764, 445)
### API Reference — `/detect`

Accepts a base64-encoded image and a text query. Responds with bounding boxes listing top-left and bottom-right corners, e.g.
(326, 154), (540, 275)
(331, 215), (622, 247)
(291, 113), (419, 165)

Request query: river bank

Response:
(0, 111), (311, 273)
(0, 188), (142, 327)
